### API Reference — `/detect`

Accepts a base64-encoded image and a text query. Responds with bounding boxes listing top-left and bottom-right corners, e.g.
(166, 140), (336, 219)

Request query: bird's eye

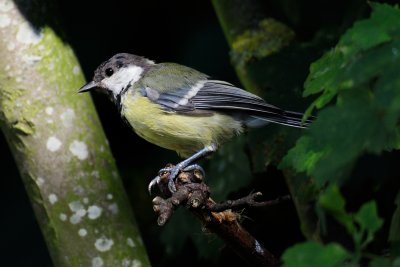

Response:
(105, 68), (114, 77)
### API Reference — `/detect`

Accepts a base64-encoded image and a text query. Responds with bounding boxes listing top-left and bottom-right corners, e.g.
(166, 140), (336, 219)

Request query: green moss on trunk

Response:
(0, 1), (150, 266)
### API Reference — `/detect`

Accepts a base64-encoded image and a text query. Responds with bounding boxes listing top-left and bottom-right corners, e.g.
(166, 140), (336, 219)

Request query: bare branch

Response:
(151, 167), (282, 267)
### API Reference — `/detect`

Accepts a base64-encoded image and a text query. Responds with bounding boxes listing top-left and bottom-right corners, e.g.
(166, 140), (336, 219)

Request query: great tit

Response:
(79, 53), (313, 193)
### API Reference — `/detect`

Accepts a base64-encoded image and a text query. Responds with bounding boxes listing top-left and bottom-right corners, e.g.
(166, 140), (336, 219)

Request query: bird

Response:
(79, 53), (313, 194)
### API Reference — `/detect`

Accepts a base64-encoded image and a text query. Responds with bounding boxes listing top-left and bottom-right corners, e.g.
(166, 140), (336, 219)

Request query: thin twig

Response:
(207, 193), (291, 212)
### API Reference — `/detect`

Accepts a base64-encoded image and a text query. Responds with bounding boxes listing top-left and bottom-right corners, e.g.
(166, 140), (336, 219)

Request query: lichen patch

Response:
(68, 200), (84, 212)
(107, 203), (119, 215)
(48, 193), (58, 205)
(94, 237), (114, 252)
(69, 140), (88, 160)
(127, 237), (135, 247)
(88, 205), (102, 219)
(36, 177), (45, 187)
(132, 259), (142, 267)
(59, 213), (67, 221)
(0, 1), (13, 12)
(60, 108), (75, 128)
(78, 228), (88, 237)
(92, 257), (104, 267)
(46, 136), (62, 152)
(69, 213), (82, 224)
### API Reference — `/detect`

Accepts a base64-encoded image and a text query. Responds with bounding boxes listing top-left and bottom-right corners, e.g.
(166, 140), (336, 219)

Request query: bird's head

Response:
(79, 53), (154, 101)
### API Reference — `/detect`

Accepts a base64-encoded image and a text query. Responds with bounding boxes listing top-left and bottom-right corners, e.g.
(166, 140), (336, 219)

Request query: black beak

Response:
(78, 81), (98, 93)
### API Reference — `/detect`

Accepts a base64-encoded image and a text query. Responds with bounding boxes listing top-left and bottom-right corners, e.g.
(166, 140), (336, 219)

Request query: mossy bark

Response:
(212, 0), (295, 96)
(0, 0), (150, 266)
(212, 0), (320, 241)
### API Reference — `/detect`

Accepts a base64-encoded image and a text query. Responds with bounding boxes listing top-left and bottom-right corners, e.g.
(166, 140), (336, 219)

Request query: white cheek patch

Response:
(102, 65), (143, 97)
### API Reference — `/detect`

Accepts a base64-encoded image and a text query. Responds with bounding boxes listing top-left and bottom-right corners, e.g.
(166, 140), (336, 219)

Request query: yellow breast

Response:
(121, 91), (243, 157)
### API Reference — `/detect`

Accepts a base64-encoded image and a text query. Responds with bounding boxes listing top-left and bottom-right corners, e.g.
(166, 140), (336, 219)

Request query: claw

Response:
(167, 178), (177, 193)
(148, 176), (161, 195)
(148, 166), (179, 196)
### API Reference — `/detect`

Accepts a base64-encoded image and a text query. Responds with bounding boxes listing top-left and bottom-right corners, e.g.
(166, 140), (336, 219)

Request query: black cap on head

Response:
(78, 53), (153, 93)
(93, 53), (152, 83)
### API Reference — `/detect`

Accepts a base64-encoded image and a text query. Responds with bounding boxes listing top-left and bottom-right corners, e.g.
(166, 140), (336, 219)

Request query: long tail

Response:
(244, 110), (315, 129)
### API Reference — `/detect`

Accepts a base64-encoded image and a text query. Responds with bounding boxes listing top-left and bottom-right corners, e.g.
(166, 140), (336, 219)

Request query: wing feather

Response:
(142, 74), (313, 127)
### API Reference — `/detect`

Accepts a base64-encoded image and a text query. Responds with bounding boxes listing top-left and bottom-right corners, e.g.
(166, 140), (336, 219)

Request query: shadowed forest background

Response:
(1, 0), (400, 266)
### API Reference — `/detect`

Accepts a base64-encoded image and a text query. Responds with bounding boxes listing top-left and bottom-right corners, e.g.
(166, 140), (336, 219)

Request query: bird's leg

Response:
(148, 144), (216, 194)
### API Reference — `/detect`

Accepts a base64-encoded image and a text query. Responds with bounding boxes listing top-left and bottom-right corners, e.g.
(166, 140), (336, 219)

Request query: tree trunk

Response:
(0, 0), (150, 266)
(212, 0), (321, 241)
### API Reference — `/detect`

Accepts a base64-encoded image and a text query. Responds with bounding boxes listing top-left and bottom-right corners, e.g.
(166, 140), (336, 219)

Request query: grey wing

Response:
(143, 79), (280, 113)
(140, 63), (207, 112)
(142, 86), (195, 112)
(144, 80), (312, 127)
(192, 81), (313, 128)
(192, 80), (283, 115)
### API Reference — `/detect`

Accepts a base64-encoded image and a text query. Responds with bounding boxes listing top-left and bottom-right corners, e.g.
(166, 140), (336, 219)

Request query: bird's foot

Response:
(148, 164), (205, 196)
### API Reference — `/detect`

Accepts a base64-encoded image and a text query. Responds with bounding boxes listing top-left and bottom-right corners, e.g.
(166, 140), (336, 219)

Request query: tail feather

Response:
(244, 110), (315, 129)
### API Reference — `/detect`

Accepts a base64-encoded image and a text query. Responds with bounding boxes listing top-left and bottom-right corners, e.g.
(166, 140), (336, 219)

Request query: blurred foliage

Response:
(319, 186), (383, 254)
(281, 2), (400, 266)
(283, 2), (400, 185)
(282, 186), (395, 267)
(283, 242), (353, 267)
(390, 192), (400, 242)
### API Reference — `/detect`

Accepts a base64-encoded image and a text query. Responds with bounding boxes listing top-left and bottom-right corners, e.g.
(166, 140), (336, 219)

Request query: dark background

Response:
(1, 0), (392, 266)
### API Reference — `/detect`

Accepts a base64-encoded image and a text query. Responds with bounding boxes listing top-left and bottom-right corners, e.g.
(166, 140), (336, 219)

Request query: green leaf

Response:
(284, 86), (400, 185)
(318, 185), (354, 234)
(283, 3), (400, 186)
(393, 257), (400, 267)
(317, 187), (384, 250)
(304, 3), (400, 103)
(355, 201), (384, 246)
(369, 257), (391, 267)
(338, 2), (399, 53)
(282, 241), (352, 267)
(280, 136), (323, 175)
(389, 192), (400, 242)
